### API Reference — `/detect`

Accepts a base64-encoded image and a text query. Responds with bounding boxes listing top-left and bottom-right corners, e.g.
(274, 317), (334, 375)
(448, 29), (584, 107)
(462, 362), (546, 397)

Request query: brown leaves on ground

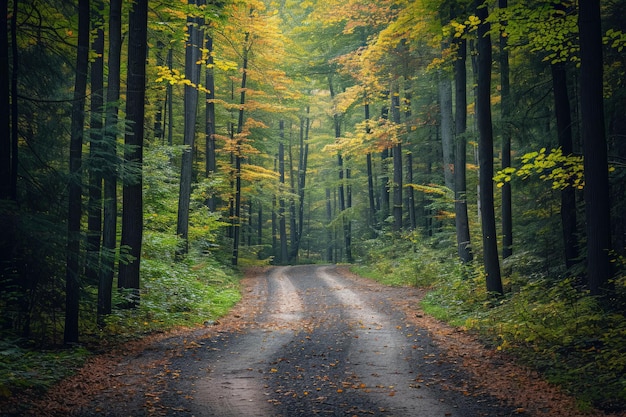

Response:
(5, 266), (625, 417)
(336, 266), (625, 417)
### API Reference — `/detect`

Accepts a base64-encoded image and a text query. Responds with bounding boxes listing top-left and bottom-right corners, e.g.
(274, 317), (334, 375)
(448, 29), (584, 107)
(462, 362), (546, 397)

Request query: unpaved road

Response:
(18, 265), (615, 417)
(74, 265), (513, 417)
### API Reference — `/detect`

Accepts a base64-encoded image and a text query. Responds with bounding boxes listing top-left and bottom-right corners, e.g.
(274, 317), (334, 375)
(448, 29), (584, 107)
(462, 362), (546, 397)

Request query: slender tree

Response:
(391, 85), (403, 231)
(205, 33), (217, 211)
(86, 0), (105, 286)
(98, 0), (122, 319)
(499, 0), (512, 261)
(551, 61), (579, 270)
(65, 0), (90, 344)
(118, 0), (148, 305)
(476, 0), (503, 295)
(177, 0), (205, 255)
(453, 35), (473, 263)
(0, 0), (10, 201)
(578, 0), (612, 295)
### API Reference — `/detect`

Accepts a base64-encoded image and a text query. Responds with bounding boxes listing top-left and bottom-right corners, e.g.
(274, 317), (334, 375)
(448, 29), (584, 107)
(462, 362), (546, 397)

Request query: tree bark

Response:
(579, 0), (612, 295)
(231, 30), (249, 266)
(86, 0), (105, 286)
(454, 36), (473, 263)
(499, 0), (512, 261)
(0, 0), (11, 200)
(551, 63), (579, 270)
(205, 34), (217, 211)
(65, 0), (90, 344)
(391, 86), (403, 231)
(406, 152), (417, 230)
(476, 1), (503, 295)
(278, 123), (288, 264)
(98, 0), (122, 320)
(439, 74), (454, 191)
(177, 0), (205, 255)
(118, 0), (148, 306)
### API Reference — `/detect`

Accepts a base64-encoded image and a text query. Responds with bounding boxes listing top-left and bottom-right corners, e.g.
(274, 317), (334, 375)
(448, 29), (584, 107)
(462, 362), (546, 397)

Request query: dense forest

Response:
(1, 0), (626, 411)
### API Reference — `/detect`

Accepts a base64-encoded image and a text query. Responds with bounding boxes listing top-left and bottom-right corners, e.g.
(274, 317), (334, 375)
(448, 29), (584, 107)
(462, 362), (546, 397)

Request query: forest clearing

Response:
(1, 0), (626, 415)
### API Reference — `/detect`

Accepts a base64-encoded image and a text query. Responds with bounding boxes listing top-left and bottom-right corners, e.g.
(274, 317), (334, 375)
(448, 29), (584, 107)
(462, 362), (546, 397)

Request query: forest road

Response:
(73, 265), (520, 417)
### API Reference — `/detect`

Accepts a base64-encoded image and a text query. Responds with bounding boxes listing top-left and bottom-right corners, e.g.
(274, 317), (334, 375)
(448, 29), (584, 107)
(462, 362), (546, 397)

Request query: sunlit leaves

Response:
(494, 148), (585, 190)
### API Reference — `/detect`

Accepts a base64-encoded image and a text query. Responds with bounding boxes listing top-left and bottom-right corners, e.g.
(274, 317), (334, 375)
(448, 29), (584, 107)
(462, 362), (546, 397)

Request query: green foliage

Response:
(103, 256), (241, 337)
(353, 229), (459, 288)
(0, 340), (89, 400)
(468, 277), (626, 409)
(494, 147), (585, 190)
(357, 232), (626, 410)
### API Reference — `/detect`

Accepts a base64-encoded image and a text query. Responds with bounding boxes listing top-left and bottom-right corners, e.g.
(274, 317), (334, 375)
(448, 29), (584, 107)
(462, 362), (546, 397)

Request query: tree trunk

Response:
(439, 74), (454, 190)
(86, 0), (104, 286)
(551, 63), (579, 270)
(0, 0), (10, 200)
(98, 0), (122, 320)
(407, 152), (417, 230)
(476, 1), (503, 295)
(326, 188), (333, 262)
(9, 0), (18, 201)
(579, 0), (612, 295)
(391, 86), (403, 232)
(118, 0), (148, 306)
(454, 37), (473, 263)
(205, 34), (217, 211)
(231, 31), (249, 266)
(177, 0), (205, 255)
(499, 0), (512, 260)
(364, 101), (377, 231)
(166, 48), (174, 146)
(278, 122), (288, 264)
(65, 0), (90, 344)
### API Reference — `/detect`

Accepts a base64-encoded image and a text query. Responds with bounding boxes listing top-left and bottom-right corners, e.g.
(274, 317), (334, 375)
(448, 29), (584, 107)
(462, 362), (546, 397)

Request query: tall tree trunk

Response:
(364, 101), (377, 231)
(231, 30), (249, 266)
(177, 0), (205, 255)
(439, 75), (454, 190)
(391, 86), (403, 231)
(166, 47), (174, 146)
(65, 0), (90, 344)
(329, 75), (351, 261)
(205, 34), (217, 211)
(499, 0), (513, 260)
(288, 130), (298, 262)
(118, 0), (148, 305)
(379, 95), (390, 224)
(407, 152), (417, 230)
(86, 0), (105, 286)
(0, 0), (14, 275)
(0, 0), (10, 200)
(476, 1), (503, 295)
(325, 188), (333, 262)
(579, 0), (612, 295)
(454, 37), (473, 263)
(9, 0), (18, 201)
(278, 122), (288, 264)
(551, 63), (579, 270)
(98, 0), (122, 320)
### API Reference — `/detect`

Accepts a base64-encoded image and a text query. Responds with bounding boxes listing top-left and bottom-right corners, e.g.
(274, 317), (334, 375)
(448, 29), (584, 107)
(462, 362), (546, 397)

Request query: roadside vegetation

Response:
(353, 230), (626, 413)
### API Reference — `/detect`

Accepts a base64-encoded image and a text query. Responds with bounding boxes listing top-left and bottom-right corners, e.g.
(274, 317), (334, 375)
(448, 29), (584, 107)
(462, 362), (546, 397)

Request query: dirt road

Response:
(66, 265), (513, 416)
(22, 265), (614, 417)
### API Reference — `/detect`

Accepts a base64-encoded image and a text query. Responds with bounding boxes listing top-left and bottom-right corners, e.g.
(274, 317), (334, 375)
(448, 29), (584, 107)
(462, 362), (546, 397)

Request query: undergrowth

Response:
(0, 230), (241, 402)
(355, 230), (626, 412)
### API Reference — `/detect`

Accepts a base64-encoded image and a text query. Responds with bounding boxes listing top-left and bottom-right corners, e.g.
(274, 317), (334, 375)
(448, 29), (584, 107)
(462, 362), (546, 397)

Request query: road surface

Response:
(70, 265), (515, 416)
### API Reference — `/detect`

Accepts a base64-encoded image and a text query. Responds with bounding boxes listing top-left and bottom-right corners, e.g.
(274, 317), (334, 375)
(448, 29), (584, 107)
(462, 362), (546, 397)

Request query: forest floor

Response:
(3, 265), (624, 417)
